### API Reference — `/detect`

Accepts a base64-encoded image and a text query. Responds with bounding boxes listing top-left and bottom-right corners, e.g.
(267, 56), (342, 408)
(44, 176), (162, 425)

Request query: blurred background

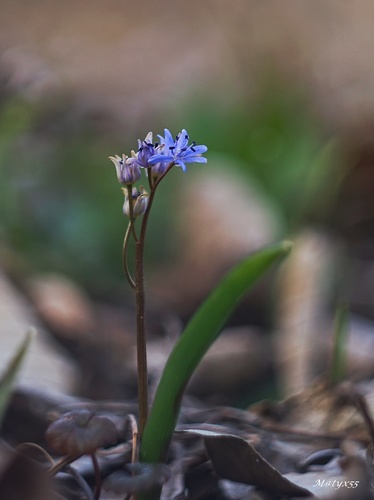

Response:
(1, 0), (374, 409)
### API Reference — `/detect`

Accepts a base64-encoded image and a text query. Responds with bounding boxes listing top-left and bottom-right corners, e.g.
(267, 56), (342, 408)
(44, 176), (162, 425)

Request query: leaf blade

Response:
(141, 241), (292, 467)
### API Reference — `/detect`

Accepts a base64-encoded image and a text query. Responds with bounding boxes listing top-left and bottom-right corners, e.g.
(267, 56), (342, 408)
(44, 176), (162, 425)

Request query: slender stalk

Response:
(152, 162), (174, 191)
(126, 184), (139, 243)
(147, 169), (154, 191)
(135, 236), (148, 436)
(135, 162), (174, 437)
(139, 162), (174, 243)
(123, 222), (136, 290)
(133, 218), (154, 437)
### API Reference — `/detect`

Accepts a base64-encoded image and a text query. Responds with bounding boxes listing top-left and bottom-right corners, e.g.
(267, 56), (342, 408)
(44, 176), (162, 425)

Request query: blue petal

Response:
(163, 129), (175, 148)
(176, 129), (189, 150)
(174, 159), (187, 171)
(190, 145), (208, 154)
(148, 154), (174, 164)
(186, 156), (207, 164)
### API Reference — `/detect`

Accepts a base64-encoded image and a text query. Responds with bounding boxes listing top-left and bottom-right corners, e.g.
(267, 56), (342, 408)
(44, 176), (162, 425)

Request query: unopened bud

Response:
(109, 154), (141, 185)
(122, 186), (149, 218)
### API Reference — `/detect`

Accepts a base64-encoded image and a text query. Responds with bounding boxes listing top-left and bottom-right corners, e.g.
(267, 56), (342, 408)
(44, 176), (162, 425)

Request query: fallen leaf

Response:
(180, 429), (312, 497)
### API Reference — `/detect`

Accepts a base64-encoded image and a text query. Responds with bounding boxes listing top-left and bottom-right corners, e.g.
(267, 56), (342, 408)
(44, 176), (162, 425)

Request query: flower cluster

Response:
(149, 129), (208, 173)
(109, 128), (207, 218)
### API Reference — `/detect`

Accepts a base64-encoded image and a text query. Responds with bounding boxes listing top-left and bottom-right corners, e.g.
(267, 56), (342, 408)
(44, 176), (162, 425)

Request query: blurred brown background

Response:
(3, 0), (374, 129)
(1, 0), (374, 405)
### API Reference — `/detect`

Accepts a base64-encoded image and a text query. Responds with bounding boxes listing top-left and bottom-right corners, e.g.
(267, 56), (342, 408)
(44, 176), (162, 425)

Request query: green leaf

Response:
(140, 241), (292, 472)
(0, 330), (33, 425)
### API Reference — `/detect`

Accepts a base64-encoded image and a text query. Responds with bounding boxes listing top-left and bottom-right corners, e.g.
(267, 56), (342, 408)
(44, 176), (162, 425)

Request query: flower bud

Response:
(109, 154), (141, 185)
(136, 132), (156, 169)
(122, 186), (149, 218)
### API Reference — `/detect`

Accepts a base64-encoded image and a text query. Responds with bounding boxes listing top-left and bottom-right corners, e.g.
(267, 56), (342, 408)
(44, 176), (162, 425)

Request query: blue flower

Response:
(133, 132), (158, 169)
(149, 129), (208, 172)
(128, 131), (166, 178)
(109, 154), (141, 185)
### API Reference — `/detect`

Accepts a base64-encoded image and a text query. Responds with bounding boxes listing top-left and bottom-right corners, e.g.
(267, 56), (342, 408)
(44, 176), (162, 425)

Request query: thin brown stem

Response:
(147, 169), (154, 191)
(152, 162), (175, 190)
(139, 162), (174, 243)
(135, 237), (148, 437)
(135, 162), (175, 438)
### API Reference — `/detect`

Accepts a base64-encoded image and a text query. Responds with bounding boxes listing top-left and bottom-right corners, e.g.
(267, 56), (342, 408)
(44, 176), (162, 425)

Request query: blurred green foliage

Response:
(0, 74), (343, 293)
(179, 77), (343, 230)
(0, 101), (115, 290)
(0, 95), (171, 292)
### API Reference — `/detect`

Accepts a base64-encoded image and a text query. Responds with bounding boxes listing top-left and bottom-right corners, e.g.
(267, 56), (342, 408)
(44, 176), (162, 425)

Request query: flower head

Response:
(122, 185), (149, 218)
(109, 154), (141, 185)
(128, 131), (166, 179)
(134, 132), (157, 169)
(149, 129), (208, 172)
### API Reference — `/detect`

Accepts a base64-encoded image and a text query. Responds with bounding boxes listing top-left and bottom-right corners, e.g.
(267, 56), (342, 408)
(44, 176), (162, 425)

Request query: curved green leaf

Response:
(140, 241), (292, 471)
